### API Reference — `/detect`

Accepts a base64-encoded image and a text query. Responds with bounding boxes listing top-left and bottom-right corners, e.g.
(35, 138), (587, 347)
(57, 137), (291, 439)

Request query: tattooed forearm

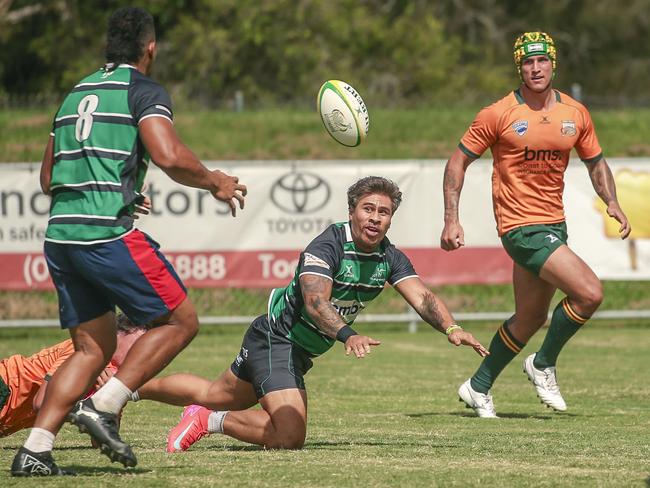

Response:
(301, 274), (347, 339)
(588, 159), (617, 204)
(418, 292), (446, 333)
(443, 158), (467, 223)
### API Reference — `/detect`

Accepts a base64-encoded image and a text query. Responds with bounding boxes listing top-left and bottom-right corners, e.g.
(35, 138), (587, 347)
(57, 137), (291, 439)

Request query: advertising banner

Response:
(1, 159), (648, 289)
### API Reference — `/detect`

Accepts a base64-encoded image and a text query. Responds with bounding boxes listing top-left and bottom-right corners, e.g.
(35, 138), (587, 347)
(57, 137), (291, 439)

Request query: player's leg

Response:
(459, 262), (555, 417)
(73, 231), (195, 406)
(66, 230), (194, 466)
(157, 368), (259, 452)
(140, 368), (258, 410)
(13, 242), (118, 476)
(109, 296), (199, 392)
(167, 315), (313, 451)
(33, 313), (116, 434)
(534, 245), (602, 368)
(223, 388), (308, 449)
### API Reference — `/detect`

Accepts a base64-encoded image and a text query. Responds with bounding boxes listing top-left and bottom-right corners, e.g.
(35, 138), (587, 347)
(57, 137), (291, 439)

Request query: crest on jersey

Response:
(561, 120), (576, 136)
(512, 120), (529, 137)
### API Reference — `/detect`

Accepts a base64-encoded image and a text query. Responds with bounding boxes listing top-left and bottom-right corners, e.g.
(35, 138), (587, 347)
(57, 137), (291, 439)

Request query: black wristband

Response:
(336, 325), (358, 343)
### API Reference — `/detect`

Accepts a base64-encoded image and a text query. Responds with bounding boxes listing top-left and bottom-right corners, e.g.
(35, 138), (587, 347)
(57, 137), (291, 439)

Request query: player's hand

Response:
(606, 202), (631, 240)
(95, 366), (117, 389)
(210, 170), (247, 217)
(447, 329), (489, 357)
(440, 221), (465, 251)
(132, 194), (151, 219)
(344, 335), (381, 358)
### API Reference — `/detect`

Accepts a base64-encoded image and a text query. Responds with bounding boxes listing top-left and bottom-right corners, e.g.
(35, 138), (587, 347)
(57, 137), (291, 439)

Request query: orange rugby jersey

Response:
(459, 89), (602, 236)
(0, 339), (74, 436)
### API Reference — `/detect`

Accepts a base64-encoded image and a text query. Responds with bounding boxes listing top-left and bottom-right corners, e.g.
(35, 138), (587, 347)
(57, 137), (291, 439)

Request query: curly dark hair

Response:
(105, 7), (155, 65)
(347, 176), (402, 214)
(116, 313), (149, 334)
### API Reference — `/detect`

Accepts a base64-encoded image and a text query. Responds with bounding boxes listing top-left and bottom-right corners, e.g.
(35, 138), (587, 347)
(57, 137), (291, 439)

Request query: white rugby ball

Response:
(317, 80), (369, 147)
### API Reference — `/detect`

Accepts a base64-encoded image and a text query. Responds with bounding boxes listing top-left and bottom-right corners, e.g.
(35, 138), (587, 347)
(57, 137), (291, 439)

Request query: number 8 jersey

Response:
(46, 64), (172, 244)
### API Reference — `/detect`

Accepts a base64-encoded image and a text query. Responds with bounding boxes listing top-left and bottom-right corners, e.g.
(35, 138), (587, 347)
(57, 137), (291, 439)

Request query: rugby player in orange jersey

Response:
(440, 32), (631, 418)
(0, 314), (146, 437)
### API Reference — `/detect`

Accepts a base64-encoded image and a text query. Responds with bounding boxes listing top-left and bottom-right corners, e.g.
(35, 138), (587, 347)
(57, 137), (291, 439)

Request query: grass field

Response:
(0, 322), (648, 487)
(3, 106), (650, 162)
(2, 281), (650, 321)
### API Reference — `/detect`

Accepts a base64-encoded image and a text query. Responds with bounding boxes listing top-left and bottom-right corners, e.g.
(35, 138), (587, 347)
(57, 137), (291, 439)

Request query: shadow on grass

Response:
(306, 440), (459, 449)
(405, 411), (581, 420)
(195, 440), (460, 452)
(64, 465), (151, 476)
(644, 475), (650, 487)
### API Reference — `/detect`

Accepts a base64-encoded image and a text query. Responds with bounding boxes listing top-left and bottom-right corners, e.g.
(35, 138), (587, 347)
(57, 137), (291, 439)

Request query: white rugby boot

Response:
(523, 353), (567, 412)
(458, 379), (498, 418)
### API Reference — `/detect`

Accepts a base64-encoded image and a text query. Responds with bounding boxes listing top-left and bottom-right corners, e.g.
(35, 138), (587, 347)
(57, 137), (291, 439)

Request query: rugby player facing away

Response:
(440, 32), (630, 418)
(0, 314), (145, 438)
(134, 176), (488, 451)
(11, 6), (246, 477)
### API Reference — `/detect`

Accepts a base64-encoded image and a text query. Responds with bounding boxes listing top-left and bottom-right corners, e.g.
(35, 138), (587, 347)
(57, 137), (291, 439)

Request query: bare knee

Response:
(172, 300), (200, 343)
(75, 335), (115, 365)
(265, 432), (305, 450)
(573, 282), (603, 315)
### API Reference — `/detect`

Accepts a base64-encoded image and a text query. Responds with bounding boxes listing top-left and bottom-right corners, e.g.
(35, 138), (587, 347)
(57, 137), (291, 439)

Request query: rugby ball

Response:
(317, 80), (369, 147)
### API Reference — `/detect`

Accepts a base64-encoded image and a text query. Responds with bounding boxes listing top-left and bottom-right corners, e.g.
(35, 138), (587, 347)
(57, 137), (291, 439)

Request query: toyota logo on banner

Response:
(270, 171), (331, 214)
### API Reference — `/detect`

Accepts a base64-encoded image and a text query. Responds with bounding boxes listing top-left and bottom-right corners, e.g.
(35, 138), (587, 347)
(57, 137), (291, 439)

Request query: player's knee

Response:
(172, 301), (200, 341)
(265, 432), (305, 450)
(577, 282), (603, 312)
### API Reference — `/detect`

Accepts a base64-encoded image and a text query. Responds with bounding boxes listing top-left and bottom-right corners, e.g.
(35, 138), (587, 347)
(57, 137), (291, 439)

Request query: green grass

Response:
(2, 281), (650, 320)
(0, 323), (648, 486)
(3, 106), (650, 162)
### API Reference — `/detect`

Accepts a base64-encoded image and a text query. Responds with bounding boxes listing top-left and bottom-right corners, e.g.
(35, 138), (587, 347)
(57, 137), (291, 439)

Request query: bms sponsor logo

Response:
(523, 146), (562, 161)
(331, 299), (364, 319)
(267, 171), (333, 234)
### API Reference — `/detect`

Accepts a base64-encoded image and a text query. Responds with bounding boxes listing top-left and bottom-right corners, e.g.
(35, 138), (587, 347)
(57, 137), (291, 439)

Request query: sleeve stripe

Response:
(458, 143), (481, 159)
(298, 271), (333, 281)
(138, 113), (173, 125)
(391, 274), (419, 286)
(581, 152), (603, 164)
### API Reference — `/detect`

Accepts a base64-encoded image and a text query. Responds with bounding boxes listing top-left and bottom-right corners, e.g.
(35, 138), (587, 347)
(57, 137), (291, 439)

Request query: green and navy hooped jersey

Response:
(268, 222), (418, 356)
(46, 64), (173, 244)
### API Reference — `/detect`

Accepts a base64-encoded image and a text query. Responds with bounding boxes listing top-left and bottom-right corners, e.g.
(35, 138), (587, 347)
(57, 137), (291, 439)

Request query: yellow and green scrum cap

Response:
(513, 31), (556, 76)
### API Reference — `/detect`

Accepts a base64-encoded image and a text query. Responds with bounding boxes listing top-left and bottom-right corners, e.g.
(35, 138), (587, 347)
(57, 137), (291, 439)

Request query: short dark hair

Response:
(347, 176), (402, 214)
(116, 313), (149, 334)
(105, 7), (155, 65)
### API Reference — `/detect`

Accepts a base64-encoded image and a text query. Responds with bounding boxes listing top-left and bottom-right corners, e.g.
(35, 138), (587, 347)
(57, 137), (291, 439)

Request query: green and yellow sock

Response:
(470, 320), (526, 394)
(534, 297), (587, 369)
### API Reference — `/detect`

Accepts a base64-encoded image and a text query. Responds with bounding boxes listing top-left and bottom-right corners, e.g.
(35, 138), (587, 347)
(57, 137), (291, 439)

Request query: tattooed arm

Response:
(299, 273), (347, 339)
(440, 147), (476, 251)
(394, 277), (489, 357)
(299, 273), (381, 358)
(586, 158), (631, 239)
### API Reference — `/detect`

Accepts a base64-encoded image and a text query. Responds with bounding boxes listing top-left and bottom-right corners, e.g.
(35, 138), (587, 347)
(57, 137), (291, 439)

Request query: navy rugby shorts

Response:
(44, 229), (186, 328)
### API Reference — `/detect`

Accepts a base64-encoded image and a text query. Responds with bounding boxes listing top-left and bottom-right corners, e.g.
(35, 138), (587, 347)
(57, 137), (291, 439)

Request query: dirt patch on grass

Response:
(0, 292), (58, 319)
(12, 114), (50, 128)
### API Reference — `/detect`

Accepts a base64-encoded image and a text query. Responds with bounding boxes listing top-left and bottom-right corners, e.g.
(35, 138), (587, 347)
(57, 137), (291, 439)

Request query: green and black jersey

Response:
(268, 222), (418, 356)
(46, 64), (173, 244)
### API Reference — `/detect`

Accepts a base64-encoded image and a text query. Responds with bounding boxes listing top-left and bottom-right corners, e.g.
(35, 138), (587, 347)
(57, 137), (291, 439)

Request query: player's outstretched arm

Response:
(585, 158), (631, 239)
(139, 117), (247, 216)
(300, 274), (380, 358)
(440, 147), (476, 251)
(394, 277), (489, 357)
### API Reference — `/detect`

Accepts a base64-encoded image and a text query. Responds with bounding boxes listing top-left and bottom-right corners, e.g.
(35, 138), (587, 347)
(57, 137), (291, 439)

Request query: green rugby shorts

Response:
(501, 222), (568, 275)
